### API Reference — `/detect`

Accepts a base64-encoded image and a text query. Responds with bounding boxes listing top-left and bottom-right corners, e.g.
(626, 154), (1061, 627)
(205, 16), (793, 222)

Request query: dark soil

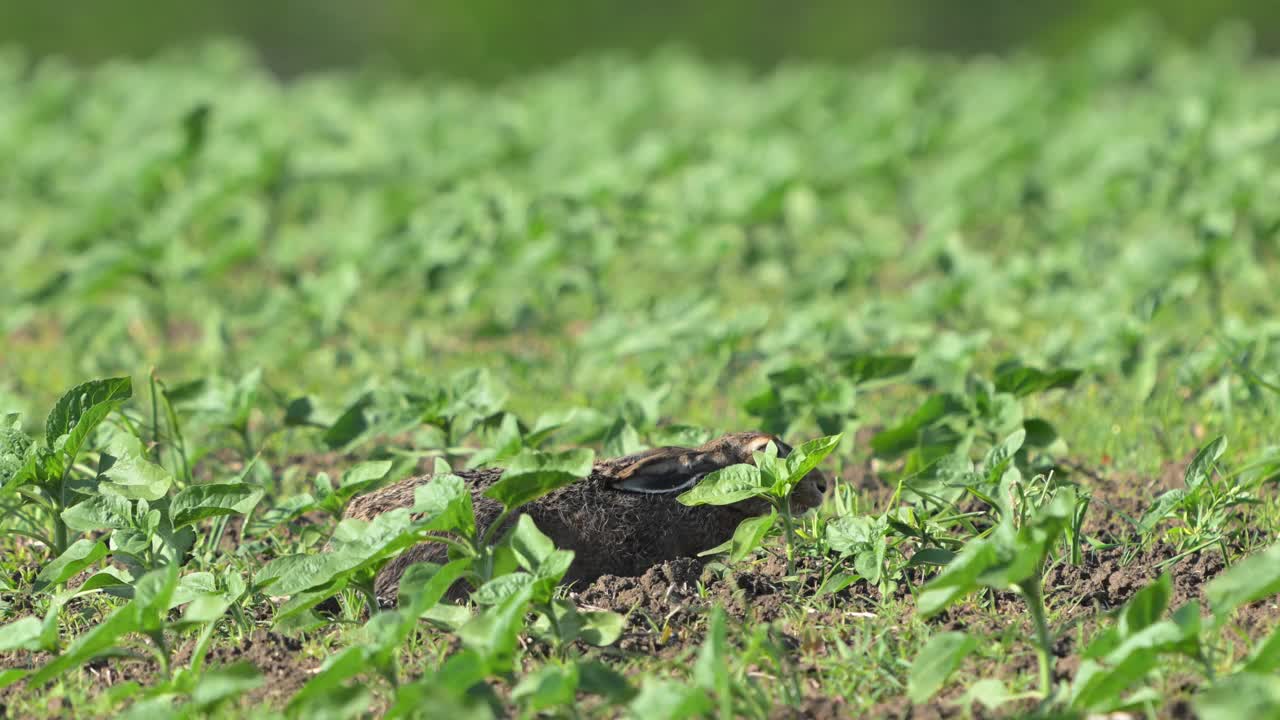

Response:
(174, 630), (316, 706)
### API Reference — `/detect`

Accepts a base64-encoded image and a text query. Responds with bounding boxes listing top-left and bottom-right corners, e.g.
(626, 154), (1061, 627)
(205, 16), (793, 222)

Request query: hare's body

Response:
(342, 432), (827, 605)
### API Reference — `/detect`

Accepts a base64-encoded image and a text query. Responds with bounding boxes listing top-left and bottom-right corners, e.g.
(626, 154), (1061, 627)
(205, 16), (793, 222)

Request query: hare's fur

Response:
(341, 432), (827, 605)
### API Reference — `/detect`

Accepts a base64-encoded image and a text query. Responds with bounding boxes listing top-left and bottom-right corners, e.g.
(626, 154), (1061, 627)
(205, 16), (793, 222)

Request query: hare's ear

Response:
(610, 471), (706, 495)
(601, 446), (701, 495)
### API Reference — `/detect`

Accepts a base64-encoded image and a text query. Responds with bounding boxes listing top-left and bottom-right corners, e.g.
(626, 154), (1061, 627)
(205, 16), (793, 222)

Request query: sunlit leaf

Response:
(170, 482), (263, 528)
(35, 539), (107, 590)
(677, 464), (765, 506)
(1207, 542), (1280, 623)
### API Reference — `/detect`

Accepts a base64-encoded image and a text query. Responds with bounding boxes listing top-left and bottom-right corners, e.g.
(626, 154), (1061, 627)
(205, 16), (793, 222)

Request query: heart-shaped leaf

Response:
(170, 482), (264, 528)
(677, 464), (766, 506)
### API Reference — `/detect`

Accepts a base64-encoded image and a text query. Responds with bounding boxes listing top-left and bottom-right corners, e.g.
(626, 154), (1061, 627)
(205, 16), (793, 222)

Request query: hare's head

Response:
(700, 431), (829, 512)
(602, 431), (830, 513)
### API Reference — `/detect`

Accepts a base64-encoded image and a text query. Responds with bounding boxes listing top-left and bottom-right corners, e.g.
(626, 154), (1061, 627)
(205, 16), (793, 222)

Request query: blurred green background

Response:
(1, 0), (1274, 79)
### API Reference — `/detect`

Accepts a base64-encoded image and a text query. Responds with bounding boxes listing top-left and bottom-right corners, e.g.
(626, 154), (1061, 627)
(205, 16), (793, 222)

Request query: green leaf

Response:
(726, 512), (776, 563)
(1207, 542), (1280, 623)
(457, 582), (534, 672)
(825, 514), (887, 555)
(331, 460), (393, 504)
(170, 482), (264, 528)
(411, 473), (475, 536)
(174, 573), (246, 626)
(502, 447), (595, 477)
(843, 354), (914, 385)
(579, 610), (624, 646)
(1245, 624), (1280, 674)
(0, 617), (45, 652)
(35, 538), (107, 590)
(273, 577), (349, 626)
(781, 433), (842, 488)
(1021, 418), (1060, 448)
(0, 669), (29, 692)
(602, 419), (643, 459)
(0, 422), (34, 489)
(918, 538), (1000, 617)
(171, 571), (217, 604)
(78, 567), (134, 593)
(1195, 673), (1280, 720)
(384, 651), (493, 718)
(511, 663), (579, 713)
(956, 678), (1013, 711)
(855, 544), (885, 584)
(191, 661), (264, 710)
(677, 464), (766, 506)
(45, 377), (133, 447)
(256, 509), (420, 595)
(286, 646), (372, 716)
(577, 660), (636, 702)
(0, 451), (38, 500)
(993, 364), (1082, 397)
(508, 513), (557, 572)
(816, 572), (860, 596)
(908, 631), (977, 703)
(471, 572), (535, 606)
(906, 548), (956, 568)
(28, 599), (143, 686)
(1137, 488), (1187, 534)
(321, 390), (423, 452)
(468, 413), (525, 469)
(979, 487), (1077, 589)
(1184, 435), (1227, 491)
(980, 428), (1024, 478)
(693, 607), (731, 720)
(134, 564), (180, 621)
(1071, 617), (1200, 711)
(100, 446), (173, 501)
(1118, 573), (1171, 636)
(399, 559), (472, 617)
(626, 677), (712, 719)
(871, 395), (965, 459)
(483, 470), (582, 511)
(246, 493), (316, 535)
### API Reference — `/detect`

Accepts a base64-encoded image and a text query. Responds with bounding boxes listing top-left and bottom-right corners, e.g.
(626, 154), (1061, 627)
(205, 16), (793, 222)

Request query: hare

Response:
(342, 432), (828, 605)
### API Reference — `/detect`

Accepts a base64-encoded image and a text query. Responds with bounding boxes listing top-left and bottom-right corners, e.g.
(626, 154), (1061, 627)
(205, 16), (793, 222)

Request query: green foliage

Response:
(680, 433), (841, 573)
(3, 23), (1280, 719)
(908, 631), (977, 704)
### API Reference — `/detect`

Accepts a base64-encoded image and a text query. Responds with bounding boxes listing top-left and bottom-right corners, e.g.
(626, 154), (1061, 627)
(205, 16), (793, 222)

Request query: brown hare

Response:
(343, 431), (829, 605)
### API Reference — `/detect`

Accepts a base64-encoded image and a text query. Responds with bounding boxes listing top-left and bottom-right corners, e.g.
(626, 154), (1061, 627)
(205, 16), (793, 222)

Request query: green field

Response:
(3, 20), (1280, 719)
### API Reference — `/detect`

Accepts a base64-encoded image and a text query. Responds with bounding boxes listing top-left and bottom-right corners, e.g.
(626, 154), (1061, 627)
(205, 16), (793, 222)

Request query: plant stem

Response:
(238, 425), (255, 460)
(481, 508), (513, 547)
(206, 514), (230, 562)
(779, 501), (796, 576)
(1019, 578), (1055, 700)
(53, 514), (67, 556)
(151, 631), (172, 680)
(543, 604), (565, 653)
(356, 580), (381, 615)
(149, 370), (161, 462)
(189, 620), (220, 674)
